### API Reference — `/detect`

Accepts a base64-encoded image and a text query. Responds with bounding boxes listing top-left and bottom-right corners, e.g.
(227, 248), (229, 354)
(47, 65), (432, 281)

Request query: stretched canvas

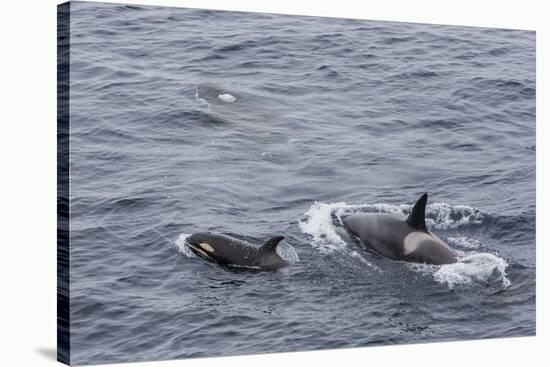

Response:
(57, 1), (536, 365)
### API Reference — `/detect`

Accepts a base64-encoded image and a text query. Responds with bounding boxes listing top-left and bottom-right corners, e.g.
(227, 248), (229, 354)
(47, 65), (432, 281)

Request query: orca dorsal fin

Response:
(259, 236), (284, 254)
(406, 193), (428, 232)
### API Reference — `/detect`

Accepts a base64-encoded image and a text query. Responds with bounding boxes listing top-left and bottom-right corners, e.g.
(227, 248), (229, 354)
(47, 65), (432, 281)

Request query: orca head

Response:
(255, 236), (289, 270)
(186, 232), (214, 247)
(185, 232), (222, 259)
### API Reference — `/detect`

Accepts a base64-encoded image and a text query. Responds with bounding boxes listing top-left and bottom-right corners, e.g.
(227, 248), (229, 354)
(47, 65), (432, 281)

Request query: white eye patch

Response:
(218, 93), (236, 103)
(199, 243), (215, 252)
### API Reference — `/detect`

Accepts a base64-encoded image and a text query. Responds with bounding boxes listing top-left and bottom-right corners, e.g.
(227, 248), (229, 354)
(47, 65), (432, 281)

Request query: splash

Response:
(174, 233), (194, 258)
(298, 201), (349, 253)
(298, 202), (377, 267)
(276, 242), (300, 263)
(426, 202), (488, 230)
(433, 253), (510, 289)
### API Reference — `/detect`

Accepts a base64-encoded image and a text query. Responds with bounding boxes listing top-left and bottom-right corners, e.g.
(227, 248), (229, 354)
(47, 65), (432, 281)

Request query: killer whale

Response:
(343, 193), (457, 265)
(196, 84), (237, 105)
(185, 232), (289, 270)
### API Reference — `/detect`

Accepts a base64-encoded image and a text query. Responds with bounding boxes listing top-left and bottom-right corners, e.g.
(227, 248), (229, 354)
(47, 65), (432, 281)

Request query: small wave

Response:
(383, 36), (415, 44)
(447, 236), (481, 249)
(427, 203), (488, 229)
(395, 70), (438, 79)
(119, 4), (143, 12)
(348, 250), (375, 267)
(217, 42), (254, 53)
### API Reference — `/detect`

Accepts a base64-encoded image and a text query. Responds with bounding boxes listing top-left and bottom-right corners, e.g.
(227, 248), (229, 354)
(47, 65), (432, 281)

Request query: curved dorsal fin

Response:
(259, 236), (284, 254)
(406, 193), (428, 232)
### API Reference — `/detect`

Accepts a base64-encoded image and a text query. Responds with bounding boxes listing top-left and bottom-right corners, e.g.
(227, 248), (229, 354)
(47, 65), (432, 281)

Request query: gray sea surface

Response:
(67, 2), (535, 364)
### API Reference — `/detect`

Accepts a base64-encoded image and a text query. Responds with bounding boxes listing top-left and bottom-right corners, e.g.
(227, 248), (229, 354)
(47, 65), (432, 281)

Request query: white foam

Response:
(218, 93), (236, 103)
(447, 236), (481, 249)
(426, 202), (487, 230)
(276, 242), (300, 263)
(434, 252), (510, 289)
(298, 201), (350, 253)
(174, 233), (194, 258)
(349, 250), (375, 267)
(194, 88), (209, 107)
(403, 252), (510, 290)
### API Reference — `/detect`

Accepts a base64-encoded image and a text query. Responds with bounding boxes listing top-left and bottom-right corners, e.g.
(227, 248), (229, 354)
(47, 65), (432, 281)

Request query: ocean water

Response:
(66, 2), (536, 365)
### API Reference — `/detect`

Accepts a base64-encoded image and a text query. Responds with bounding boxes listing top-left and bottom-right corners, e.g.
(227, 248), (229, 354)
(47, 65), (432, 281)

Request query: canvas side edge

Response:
(57, 2), (71, 365)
